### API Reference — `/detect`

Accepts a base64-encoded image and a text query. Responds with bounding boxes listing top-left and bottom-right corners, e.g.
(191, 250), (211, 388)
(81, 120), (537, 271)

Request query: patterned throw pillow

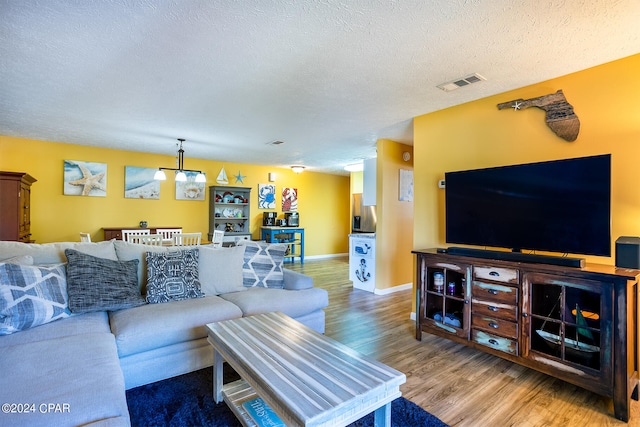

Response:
(236, 241), (287, 288)
(0, 255), (34, 265)
(146, 249), (203, 304)
(0, 262), (70, 335)
(65, 249), (146, 314)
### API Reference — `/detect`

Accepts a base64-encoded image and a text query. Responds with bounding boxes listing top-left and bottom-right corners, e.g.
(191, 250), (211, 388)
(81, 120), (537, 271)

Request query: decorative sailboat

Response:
(535, 300), (600, 357)
(216, 167), (229, 184)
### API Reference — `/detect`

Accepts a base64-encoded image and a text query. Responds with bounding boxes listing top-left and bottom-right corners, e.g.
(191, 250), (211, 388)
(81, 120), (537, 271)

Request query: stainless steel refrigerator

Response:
(352, 193), (376, 233)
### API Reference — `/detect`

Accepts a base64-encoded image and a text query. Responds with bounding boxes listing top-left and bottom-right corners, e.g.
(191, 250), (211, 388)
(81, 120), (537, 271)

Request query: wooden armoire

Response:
(0, 172), (37, 242)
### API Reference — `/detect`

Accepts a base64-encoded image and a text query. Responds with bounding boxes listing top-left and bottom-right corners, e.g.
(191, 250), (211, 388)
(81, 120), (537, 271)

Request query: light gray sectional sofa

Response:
(0, 239), (328, 427)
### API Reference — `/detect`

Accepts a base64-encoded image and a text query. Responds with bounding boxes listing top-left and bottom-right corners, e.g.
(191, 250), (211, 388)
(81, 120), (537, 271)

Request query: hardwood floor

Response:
(287, 256), (640, 427)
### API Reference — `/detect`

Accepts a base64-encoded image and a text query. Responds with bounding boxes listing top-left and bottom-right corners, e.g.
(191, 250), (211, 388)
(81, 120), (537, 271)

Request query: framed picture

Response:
(282, 187), (298, 211)
(258, 184), (276, 209)
(176, 171), (206, 200)
(399, 169), (413, 202)
(125, 166), (160, 199)
(64, 160), (107, 197)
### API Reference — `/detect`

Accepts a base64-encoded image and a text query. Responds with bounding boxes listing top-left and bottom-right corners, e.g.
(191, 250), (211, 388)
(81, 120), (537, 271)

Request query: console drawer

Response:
(473, 266), (519, 284)
(472, 314), (517, 338)
(472, 329), (518, 355)
(472, 282), (518, 305)
(472, 300), (517, 321)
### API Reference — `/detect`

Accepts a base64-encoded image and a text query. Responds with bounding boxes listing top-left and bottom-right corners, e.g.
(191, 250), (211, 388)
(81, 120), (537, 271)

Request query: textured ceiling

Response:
(1, 0), (639, 175)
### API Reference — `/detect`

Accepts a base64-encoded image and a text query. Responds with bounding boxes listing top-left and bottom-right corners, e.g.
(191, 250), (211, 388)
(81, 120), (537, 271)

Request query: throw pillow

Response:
(198, 245), (246, 295)
(236, 241), (287, 288)
(0, 255), (34, 265)
(0, 262), (70, 335)
(113, 240), (173, 294)
(146, 249), (203, 304)
(64, 249), (146, 314)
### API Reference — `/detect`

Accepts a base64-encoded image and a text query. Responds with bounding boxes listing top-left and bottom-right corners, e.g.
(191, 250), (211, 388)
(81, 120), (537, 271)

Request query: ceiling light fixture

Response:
(344, 162), (364, 172)
(291, 166), (305, 174)
(154, 138), (206, 183)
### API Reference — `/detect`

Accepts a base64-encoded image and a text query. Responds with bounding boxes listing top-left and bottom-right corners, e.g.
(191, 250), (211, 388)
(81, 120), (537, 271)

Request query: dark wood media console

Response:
(413, 248), (640, 421)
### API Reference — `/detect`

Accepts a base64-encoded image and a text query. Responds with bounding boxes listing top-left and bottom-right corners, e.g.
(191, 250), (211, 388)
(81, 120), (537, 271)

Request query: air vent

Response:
(437, 73), (486, 92)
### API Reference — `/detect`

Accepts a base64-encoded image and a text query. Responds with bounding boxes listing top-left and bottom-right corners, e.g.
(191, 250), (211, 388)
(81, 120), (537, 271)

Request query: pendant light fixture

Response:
(154, 139), (206, 183)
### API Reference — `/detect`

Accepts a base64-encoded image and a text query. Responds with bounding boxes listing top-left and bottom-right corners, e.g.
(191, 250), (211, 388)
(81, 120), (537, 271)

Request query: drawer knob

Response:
(488, 306), (499, 312)
(488, 289), (499, 295)
(489, 271), (500, 277)
(488, 339), (499, 345)
(489, 322), (499, 329)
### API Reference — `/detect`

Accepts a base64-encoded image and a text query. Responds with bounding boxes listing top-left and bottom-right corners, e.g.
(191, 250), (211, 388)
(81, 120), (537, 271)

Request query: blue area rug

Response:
(126, 367), (449, 427)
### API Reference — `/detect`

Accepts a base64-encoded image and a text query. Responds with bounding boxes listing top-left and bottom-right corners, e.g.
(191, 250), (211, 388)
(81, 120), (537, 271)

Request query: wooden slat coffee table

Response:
(206, 312), (406, 427)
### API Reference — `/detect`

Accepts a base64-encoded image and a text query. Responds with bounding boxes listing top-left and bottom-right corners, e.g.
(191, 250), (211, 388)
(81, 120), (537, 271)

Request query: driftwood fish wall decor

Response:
(497, 90), (580, 142)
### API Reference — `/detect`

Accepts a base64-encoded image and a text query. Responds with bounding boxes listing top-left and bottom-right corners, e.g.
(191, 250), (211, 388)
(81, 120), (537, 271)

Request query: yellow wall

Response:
(375, 139), (414, 289)
(413, 53), (640, 266)
(0, 136), (350, 255)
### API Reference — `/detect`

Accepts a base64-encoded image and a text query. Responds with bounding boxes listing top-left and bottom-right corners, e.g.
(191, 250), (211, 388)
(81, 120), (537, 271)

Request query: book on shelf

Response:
(241, 397), (285, 427)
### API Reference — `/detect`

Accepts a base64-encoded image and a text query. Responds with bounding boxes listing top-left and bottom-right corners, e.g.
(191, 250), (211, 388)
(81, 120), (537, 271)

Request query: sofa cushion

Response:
(220, 287), (329, 319)
(198, 245), (246, 295)
(146, 249), (203, 304)
(65, 249), (146, 314)
(109, 295), (243, 357)
(113, 241), (200, 294)
(0, 262), (70, 335)
(0, 311), (110, 347)
(0, 332), (131, 427)
(0, 240), (118, 264)
(236, 240), (287, 288)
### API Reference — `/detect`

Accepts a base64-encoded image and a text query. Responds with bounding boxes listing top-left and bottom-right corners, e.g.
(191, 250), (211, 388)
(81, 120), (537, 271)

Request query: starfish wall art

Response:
(64, 160), (107, 197)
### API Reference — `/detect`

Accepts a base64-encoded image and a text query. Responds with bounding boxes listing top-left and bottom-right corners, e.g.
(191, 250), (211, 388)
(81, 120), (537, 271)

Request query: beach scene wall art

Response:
(64, 160), (107, 197)
(176, 171), (205, 200)
(125, 166), (160, 199)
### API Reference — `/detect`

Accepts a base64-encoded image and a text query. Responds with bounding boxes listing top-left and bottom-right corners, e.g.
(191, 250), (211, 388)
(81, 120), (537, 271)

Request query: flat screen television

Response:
(445, 154), (611, 257)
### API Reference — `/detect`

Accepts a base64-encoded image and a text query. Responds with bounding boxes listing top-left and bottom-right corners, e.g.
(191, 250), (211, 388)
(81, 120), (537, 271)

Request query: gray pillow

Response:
(198, 245), (246, 295)
(146, 249), (203, 304)
(236, 241), (287, 288)
(0, 262), (70, 335)
(65, 249), (146, 314)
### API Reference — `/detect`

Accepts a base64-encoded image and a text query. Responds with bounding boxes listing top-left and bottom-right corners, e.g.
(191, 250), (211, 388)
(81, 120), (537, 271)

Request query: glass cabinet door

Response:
(523, 272), (612, 379)
(420, 259), (471, 339)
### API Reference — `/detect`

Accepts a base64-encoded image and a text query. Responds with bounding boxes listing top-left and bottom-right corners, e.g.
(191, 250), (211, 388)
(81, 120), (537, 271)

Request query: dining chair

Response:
(139, 234), (163, 246)
(173, 232), (202, 246)
(79, 232), (91, 242)
(211, 230), (224, 248)
(122, 229), (151, 242)
(155, 228), (182, 244)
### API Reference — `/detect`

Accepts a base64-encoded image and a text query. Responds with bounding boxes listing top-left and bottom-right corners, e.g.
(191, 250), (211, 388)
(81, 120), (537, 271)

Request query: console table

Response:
(413, 248), (640, 422)
(261, 226), (304, 264)
(103, 226), (181, 241)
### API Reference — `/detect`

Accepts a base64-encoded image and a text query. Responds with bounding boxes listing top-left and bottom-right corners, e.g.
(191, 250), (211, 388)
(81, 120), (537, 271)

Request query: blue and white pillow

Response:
(146, 249), (203, 304)
(236, 241), (287, 288)
(0, 262), (70, 335)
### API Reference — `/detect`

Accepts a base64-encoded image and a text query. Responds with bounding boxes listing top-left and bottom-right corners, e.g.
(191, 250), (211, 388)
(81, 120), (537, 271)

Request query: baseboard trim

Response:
(302, 253), (348, 260)
(374, 282), (413, 295)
